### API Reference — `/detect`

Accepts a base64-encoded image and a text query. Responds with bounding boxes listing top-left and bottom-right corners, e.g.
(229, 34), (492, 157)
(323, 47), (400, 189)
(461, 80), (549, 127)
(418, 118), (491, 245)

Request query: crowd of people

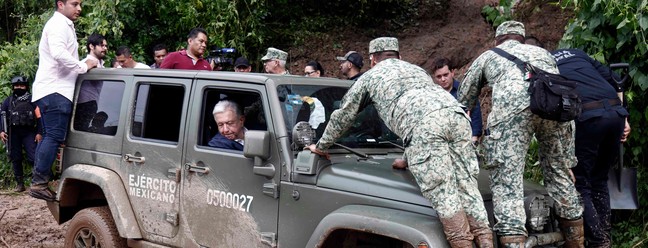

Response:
(2, 0), (631, 247)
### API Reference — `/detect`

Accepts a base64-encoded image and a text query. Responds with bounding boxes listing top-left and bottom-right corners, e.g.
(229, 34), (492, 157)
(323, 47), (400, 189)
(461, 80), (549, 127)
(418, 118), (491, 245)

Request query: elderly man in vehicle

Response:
(208, 100), (246, 151)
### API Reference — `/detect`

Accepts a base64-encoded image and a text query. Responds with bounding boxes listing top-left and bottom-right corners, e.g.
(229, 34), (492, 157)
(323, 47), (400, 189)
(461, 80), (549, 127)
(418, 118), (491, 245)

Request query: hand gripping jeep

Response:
(47, 68), (566, 247)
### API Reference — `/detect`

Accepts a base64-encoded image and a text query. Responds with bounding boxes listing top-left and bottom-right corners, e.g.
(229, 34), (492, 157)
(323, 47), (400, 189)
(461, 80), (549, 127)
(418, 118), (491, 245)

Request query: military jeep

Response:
(46, 68), (565, 247)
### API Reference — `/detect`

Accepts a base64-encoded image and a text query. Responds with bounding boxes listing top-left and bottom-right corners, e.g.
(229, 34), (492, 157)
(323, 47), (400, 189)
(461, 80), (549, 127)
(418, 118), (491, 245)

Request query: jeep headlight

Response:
(525, 194), (550, 232)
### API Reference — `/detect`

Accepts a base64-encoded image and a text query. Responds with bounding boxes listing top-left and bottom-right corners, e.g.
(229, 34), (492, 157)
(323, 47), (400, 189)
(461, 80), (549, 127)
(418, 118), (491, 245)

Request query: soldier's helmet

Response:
(10, 76), (28, 86)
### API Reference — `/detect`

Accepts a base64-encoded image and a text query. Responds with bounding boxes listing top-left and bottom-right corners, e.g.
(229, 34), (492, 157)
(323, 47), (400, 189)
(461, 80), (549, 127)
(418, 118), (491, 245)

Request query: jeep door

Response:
(181, 78), (280, 247)
(121, 76), (191, 240)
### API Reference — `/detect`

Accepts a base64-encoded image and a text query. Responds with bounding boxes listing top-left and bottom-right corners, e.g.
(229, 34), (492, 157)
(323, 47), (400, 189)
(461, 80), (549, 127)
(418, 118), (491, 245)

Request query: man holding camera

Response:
(160, 28), (212, 71)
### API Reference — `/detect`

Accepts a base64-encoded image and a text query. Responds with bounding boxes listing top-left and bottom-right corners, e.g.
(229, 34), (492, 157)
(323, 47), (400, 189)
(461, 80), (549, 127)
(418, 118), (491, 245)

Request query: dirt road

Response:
(0, 191), (65, 248)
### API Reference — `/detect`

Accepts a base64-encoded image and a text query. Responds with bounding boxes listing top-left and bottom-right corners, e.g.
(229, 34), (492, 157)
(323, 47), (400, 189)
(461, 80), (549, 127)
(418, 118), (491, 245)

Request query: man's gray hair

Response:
(278, 60), (286, 68)
(213, 100), (243, 116)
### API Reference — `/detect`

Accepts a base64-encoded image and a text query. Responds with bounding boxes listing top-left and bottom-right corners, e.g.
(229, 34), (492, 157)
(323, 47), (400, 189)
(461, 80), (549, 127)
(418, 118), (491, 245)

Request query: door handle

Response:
(185, 163), (210, 174)
(124, 154), (145, 163)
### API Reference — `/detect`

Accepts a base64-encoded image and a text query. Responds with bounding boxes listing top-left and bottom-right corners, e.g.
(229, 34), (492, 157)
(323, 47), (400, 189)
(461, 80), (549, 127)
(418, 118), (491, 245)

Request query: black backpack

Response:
(491, 48), (581, 122)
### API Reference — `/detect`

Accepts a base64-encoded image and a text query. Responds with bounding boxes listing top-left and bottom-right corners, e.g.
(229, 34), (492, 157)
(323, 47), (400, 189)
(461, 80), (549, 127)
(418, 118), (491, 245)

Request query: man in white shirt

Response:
(30, 0), (98, 201)
(115, 46), (150, 69)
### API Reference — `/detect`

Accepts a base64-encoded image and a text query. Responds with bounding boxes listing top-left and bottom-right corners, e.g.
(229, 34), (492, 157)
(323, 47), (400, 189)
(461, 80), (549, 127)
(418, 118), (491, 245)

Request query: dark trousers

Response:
(573, 110), (625, 247)
(9, 127), (37, 183)
(32, 93), (71, 186)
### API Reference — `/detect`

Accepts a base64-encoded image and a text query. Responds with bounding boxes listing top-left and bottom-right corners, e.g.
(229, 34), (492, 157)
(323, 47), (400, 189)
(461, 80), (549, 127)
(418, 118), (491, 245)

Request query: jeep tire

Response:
(64, 206), (127, 248)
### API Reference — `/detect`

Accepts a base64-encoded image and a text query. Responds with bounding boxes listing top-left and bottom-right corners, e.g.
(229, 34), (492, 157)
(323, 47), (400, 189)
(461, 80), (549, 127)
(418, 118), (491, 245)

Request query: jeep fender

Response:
(306, 205), (449, 247)
(55, 164), (142, 239)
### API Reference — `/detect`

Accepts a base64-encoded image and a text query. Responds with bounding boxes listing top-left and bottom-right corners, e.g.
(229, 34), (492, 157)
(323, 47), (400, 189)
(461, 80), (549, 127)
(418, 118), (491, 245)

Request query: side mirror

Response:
(243, 130), (270, 160)
(243, 130), (275, 178)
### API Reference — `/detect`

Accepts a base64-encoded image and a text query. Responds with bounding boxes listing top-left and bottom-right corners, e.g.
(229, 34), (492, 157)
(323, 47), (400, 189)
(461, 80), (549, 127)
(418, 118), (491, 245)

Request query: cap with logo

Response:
(261, 47), (288, 61)
(234, 57), (250, 68)
(336, 51), (364, 69)
(369, 37), (399, 54)
(495, 21), (526, 37)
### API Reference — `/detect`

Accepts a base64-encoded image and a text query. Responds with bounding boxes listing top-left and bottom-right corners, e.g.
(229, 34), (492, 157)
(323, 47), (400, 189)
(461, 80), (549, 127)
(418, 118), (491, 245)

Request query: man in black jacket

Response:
(551, 48), (631, 247)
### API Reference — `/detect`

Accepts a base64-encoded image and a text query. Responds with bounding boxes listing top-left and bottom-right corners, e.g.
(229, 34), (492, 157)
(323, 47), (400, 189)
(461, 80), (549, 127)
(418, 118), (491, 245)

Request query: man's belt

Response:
(582, 98), (621, 111)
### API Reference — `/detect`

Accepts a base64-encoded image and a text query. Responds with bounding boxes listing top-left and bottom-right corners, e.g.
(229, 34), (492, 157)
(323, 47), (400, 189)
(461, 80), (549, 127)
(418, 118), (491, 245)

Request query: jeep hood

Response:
(316, 155), (547, 207)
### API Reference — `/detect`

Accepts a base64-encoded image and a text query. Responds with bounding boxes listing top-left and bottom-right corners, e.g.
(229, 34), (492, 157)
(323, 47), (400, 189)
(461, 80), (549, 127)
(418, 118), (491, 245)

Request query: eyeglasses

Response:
(304, 71), (317, 76)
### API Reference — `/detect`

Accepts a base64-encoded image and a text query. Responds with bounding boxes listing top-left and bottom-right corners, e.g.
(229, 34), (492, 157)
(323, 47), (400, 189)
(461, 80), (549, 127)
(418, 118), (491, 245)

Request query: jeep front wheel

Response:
(64, 206), (127, 248)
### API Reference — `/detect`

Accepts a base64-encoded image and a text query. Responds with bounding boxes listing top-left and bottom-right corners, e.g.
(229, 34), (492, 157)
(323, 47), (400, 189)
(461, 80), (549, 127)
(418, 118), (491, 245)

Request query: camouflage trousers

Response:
(405, 106), (489, 223)
(483, 109), (583, 236)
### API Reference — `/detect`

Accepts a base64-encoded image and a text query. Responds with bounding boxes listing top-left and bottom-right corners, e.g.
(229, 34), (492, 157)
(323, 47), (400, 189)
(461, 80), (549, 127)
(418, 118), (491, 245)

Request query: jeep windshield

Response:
(277, 84), (402, 151)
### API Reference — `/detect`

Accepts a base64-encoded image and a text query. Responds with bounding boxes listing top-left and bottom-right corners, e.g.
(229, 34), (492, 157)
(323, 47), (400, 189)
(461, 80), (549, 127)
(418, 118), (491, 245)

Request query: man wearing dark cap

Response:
(459, 21), (584, 247)
(234, 57), (252, 72)
(307, 37), (493, 248)
(336, 51), (364, 81)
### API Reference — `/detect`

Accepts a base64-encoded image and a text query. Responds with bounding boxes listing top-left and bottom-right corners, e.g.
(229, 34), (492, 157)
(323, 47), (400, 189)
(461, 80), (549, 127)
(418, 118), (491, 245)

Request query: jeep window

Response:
(199, 88), (267, 150)
(73, 80), (125, 135)
(277, 84), (401, 150)
(132, 83), (185, 142)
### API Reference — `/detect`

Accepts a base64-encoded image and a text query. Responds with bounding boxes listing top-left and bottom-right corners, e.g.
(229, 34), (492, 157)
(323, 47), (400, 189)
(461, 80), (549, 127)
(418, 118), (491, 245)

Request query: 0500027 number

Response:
(206, 189), (254, 212)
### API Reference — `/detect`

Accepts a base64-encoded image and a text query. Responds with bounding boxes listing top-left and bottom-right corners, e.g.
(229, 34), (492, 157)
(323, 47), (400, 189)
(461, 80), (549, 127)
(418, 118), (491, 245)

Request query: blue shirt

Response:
(450, 80), (483, 137)
(208, 133), (244, 151)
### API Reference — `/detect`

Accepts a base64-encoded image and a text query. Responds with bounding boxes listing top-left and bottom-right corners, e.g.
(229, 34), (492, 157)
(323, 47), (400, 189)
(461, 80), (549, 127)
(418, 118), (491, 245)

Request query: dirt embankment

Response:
(288, 0), (571, 78)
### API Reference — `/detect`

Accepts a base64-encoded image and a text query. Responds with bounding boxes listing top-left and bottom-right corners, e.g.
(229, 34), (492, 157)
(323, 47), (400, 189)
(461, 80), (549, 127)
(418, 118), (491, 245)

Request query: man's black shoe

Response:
(29, 187), (56, 201)
(14, 184), (26, 192)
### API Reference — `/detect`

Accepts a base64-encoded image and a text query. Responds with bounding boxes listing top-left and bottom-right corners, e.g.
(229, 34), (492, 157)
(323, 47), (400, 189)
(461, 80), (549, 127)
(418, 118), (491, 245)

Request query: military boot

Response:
(439, 210), (473, 248)
(467, 216), (494, 248)
(498, 235), (526, 248)
(559, 218), (585, 248)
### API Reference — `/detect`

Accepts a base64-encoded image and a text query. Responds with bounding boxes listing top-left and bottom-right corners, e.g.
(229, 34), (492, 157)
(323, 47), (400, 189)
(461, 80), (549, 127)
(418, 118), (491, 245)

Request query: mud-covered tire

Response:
(64, 206), (127, 248)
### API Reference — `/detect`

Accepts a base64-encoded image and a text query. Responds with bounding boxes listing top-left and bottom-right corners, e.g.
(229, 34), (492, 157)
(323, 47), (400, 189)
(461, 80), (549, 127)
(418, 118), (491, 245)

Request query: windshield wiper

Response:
(333, 142), (370, 159)
(379, 140), (405, 151)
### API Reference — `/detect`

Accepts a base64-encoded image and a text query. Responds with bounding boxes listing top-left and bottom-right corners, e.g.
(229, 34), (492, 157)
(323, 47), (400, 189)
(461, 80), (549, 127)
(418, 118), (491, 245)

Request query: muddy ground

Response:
(0, 191), (65, 248)
(0, 0), (571, 247)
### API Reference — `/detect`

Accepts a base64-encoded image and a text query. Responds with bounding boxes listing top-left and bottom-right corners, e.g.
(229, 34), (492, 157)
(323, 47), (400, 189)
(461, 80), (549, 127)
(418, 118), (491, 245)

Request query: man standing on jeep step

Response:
(307, 37), (493, 248)
(30, 0), (98, 201)
(458, 21), (584, 247)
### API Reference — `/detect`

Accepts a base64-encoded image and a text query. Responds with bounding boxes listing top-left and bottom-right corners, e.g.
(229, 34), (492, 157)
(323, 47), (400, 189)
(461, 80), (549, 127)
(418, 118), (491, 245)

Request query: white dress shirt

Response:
(32, 11), (88, 102)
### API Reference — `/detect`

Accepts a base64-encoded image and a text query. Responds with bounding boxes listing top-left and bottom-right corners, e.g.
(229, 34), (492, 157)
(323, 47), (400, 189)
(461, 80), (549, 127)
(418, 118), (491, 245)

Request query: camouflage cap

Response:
(369, 37), (399, 54)
(495, 21), (525, 37)
(261, 47), (288, 61)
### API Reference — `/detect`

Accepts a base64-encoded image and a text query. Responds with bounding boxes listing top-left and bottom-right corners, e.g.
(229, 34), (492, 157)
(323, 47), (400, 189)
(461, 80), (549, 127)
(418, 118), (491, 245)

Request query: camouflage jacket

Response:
(458, 40), (558, 128)
(316, 58), (459, 150)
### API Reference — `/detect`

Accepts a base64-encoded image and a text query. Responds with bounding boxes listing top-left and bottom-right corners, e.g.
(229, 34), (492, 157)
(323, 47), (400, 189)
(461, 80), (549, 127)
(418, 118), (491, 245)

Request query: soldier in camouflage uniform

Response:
(307, 37), (493, 248)
(458, 21), (585, 248)
(261, 47), (290, 75)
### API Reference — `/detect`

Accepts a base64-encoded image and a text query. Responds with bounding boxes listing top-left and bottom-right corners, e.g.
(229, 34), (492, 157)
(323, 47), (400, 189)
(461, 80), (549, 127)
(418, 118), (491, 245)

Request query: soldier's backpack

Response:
(491, 48), (581, 122)
(9, 96), (36, 126)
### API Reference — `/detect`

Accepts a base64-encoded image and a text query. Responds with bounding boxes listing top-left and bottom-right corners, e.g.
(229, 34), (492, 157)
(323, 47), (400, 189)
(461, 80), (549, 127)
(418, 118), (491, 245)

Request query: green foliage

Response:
(482, 0), (515, 27)
(560, 0), (648, 246)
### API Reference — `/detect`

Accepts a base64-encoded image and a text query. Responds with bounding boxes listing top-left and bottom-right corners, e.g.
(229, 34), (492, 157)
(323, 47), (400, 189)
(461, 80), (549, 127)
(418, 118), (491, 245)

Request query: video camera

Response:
(206, 47), (237, 69)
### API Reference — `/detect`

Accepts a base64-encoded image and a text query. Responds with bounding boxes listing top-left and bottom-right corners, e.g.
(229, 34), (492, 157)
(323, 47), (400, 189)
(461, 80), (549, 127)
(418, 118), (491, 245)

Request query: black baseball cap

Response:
(234, 57), (250, 68)
(336, 51), (364, 69)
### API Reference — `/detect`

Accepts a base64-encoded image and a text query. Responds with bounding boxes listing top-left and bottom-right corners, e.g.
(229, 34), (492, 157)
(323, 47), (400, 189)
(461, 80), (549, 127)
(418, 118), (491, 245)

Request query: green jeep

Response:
(46, 68), (564, 247)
